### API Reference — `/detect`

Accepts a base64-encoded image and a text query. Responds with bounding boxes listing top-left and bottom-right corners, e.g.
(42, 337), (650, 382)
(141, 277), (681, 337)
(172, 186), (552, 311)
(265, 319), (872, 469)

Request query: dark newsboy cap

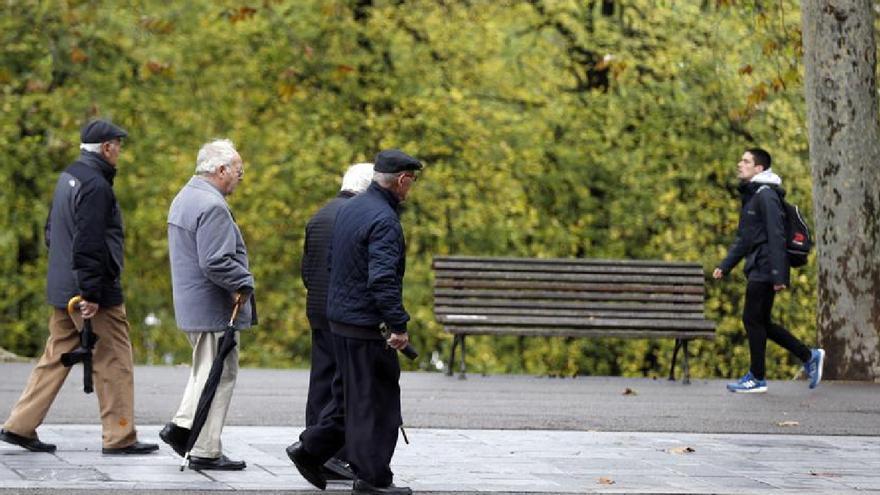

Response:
(80, 119), (128, 144)
(374, 149), (423, 173)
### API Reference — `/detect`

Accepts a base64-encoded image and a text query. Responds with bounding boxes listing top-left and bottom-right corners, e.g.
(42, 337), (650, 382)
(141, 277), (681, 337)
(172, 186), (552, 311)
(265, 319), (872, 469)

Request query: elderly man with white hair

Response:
(160, 139), (256, 471)
(300, 162), (374, 481)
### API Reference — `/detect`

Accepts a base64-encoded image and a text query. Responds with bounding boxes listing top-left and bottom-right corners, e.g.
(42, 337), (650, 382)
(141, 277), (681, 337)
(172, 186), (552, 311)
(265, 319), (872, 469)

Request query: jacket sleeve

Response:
(758, 190), (790, 285)
(195, 204), (254, 293)
(367, 218), (410, 333)
(72, 181), (113, 302)
(718, 219), (749, 275)
(301, 221), (312, 289)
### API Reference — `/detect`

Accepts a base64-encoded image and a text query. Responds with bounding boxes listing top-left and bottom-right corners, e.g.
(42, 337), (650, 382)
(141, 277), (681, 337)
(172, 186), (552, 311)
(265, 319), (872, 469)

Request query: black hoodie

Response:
(719, 180), (790, 286)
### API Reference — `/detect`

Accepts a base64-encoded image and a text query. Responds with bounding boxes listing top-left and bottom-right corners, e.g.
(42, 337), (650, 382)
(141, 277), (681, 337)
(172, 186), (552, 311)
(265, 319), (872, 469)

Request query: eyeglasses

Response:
(402, 172), (418, 182)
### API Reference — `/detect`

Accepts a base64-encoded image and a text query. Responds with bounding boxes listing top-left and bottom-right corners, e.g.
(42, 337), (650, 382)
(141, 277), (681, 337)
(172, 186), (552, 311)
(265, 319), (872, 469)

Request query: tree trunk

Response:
(802, 0), (880, 381)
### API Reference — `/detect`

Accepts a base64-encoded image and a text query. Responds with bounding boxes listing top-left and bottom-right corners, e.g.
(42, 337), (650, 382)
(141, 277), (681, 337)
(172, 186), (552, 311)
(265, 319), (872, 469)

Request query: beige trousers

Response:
(4, 305), (138, 448)
(172, 331), (239, 458)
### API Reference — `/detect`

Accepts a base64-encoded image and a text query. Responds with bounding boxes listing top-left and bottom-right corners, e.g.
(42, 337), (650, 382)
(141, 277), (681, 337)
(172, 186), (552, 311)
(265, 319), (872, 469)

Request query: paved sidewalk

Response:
(1, 425), (879, 494)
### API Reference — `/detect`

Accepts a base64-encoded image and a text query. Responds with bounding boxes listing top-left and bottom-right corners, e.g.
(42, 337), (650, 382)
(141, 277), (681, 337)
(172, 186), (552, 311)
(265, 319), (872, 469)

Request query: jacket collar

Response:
(368, 181), (401, 211)
(78, 151), (117, 184)
(338, 190), (356, 199)
(188, 176), (228, 203)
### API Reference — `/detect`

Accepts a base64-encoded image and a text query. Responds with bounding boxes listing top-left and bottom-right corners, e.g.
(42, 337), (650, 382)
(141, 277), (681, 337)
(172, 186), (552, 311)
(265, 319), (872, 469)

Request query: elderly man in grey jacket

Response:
(160, 139), (255, 471)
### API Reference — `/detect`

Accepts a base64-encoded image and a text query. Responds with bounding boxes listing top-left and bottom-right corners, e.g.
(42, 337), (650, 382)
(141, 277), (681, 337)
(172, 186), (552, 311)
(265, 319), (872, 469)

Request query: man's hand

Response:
(387, 332), (409, 351)
(773, 284), (787, 292)
(79, 300), (99, 319)
(712, 267), (724, 279)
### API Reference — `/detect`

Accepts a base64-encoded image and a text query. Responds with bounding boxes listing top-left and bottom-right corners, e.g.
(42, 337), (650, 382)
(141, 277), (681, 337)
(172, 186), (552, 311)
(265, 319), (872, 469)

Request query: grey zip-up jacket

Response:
(168, 176), (255, 332)
(46, 151), (125, 308)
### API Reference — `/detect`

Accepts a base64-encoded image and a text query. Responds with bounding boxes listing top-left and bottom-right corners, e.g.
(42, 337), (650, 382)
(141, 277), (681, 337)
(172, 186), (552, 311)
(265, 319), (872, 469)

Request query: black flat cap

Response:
(80, 119), (128, 144)
(374, 149), (423, 173)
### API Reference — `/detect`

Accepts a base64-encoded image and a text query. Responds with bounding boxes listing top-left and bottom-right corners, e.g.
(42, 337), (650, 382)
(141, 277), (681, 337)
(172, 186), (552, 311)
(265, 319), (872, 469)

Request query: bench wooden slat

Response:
(434, 288), (704, 303)
(435, 269), (705, 285)
(433, 297), (704, 312)
(438, 314), (716, 330)
(433, 260), (703, 276)
(444, 326), (716, 339)
(434, 306), (706, 319)
(435, 278), (704, 294)
(433, 256), (701, 269)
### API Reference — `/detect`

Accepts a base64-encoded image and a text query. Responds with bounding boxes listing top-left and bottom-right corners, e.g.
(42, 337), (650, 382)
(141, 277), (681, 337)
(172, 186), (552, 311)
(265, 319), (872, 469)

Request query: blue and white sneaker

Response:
(726, 371), (767, 393)
(805, 348), (825, 389)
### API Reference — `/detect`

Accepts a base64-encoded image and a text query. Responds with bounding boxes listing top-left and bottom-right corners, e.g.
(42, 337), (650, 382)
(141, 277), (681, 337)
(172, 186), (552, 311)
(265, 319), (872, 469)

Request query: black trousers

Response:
(305, 327), (336, 427)
(743, 281), (812, 380)
(300, 334), (402, 487)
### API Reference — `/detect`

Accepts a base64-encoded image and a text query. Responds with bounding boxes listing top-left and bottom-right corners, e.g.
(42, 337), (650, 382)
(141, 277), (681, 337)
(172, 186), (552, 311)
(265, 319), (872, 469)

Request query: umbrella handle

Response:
(67, 295), (84, 317)
(228, 294), (244, 327)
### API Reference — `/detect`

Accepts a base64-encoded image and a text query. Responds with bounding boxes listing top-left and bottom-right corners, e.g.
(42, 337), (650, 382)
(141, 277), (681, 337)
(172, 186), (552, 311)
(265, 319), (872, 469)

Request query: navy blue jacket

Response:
(45, 151), (125, 307)
(719, 181), (789, 286)
(302, 190), (355, 330)
(326, 182), (410, 333)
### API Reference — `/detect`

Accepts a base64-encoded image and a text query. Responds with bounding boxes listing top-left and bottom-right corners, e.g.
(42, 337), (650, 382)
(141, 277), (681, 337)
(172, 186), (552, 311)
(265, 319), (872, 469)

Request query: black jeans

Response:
(743, 281), (812, 380)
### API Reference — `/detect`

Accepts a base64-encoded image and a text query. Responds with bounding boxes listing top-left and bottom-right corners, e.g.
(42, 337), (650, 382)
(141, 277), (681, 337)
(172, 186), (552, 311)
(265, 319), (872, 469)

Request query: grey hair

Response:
(341, 162), (374, 193)
(195, 139), (237, 175)
(79, 142), (103, 153)
(373, 171), (404, 187)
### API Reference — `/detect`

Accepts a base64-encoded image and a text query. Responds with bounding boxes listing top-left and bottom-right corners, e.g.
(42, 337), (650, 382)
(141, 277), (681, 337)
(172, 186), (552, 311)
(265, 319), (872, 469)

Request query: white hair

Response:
(79, 142), (103, 153)
(340, 162), (374, 193)
(195, 139), (238, 175)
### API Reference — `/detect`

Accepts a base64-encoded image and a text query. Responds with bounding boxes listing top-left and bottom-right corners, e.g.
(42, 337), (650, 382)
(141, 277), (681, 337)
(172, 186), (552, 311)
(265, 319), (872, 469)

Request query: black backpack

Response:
(759, 186), (812, 267)
(781, 199), (812, 267)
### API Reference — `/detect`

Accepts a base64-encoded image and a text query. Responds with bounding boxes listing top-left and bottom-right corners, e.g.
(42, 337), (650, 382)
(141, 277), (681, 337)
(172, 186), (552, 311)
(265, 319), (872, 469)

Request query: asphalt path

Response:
(1, 363), (877, 435)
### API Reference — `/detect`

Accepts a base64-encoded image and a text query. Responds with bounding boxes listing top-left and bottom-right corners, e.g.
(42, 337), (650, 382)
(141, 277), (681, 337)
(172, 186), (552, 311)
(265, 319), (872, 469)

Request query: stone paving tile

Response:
(1, 426), (878, 493)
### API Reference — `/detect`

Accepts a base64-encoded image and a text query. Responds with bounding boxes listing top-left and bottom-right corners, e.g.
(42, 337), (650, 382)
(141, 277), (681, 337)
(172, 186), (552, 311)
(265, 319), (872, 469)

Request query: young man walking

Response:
(714, 147), (824, 393)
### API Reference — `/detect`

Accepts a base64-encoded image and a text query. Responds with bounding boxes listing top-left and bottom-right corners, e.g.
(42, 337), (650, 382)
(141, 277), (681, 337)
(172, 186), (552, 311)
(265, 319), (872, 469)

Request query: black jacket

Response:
(719, 181), (789, 285)
(326, 182), (410, 334)
(45, 151), (125, 307)
(301, 190), (355, 330)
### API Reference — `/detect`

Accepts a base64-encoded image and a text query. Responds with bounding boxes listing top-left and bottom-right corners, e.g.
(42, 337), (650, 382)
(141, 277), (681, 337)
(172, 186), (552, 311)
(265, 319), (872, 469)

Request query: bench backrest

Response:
(432, 256), (715, 339)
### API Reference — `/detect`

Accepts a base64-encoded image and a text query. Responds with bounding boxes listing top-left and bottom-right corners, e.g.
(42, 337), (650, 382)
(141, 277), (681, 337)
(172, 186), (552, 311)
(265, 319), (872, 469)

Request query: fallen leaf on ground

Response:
(776, 420), (800, 427)
(597, 477), (615, 485)
(810, 471), (841, 478)
(622, 387), (637, 395)
(667, 446), (696, 454)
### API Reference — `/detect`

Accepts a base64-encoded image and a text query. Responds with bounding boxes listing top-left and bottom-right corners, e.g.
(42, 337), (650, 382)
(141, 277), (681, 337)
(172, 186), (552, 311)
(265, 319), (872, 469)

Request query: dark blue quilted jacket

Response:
(326, 182), (410, 333)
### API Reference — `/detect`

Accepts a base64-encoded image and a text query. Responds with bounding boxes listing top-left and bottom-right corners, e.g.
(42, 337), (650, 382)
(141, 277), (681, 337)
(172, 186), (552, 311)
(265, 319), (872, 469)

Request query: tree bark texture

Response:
(802, 0), (880, 381)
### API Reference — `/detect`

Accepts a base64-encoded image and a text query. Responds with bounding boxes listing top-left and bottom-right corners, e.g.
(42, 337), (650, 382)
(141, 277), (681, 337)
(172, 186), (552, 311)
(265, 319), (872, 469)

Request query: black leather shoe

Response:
(353, 479), (412, 495)
(322, 456), (355, 480)
(285, 441), (326, 490)
(102, 441), (159, 455)
(188, 454), (246, 471)
(159, 422), (190, 457)
(0, 429), (56, 453)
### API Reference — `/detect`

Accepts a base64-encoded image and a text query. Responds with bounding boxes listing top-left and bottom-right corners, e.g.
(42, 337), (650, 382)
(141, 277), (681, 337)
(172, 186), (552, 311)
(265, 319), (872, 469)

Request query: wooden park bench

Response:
(432, 256), (716, 383)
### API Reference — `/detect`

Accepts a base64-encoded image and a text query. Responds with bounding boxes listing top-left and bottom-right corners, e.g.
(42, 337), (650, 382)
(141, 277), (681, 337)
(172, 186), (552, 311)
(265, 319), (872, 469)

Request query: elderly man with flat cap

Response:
(287, 149), (422, 495)
(0, 119), (158, 455)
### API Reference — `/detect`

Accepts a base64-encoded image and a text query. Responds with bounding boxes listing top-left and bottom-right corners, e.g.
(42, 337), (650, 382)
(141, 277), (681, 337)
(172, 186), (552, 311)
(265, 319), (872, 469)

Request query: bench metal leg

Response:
(668, 338), (682, 381)
(458, 334), (467, 380)
(447, 334), (459, 377)
(681, 339), (691, 385)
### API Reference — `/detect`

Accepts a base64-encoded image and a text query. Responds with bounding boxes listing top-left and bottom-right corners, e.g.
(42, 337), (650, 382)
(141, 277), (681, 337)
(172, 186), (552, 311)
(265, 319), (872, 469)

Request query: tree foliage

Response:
(1, 0), (829, 379)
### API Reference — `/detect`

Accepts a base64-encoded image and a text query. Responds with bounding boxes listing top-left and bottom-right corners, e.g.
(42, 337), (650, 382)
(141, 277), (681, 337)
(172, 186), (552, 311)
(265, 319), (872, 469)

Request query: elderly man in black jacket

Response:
(300, 162), (374, 481)
(713, 148), (824, 393)
(287, 150), (420, 495)
(0, 119), (157, 455)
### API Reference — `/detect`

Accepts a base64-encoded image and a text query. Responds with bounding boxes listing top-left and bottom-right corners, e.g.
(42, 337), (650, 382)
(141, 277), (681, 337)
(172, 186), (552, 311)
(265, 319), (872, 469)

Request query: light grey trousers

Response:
(172, 331), (239, 458)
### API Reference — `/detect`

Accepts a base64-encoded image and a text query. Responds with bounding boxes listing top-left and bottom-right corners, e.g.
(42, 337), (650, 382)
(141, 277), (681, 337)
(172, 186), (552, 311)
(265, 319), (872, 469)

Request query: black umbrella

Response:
(180, 296), (243, 471)
(61, 296), (98, 394)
